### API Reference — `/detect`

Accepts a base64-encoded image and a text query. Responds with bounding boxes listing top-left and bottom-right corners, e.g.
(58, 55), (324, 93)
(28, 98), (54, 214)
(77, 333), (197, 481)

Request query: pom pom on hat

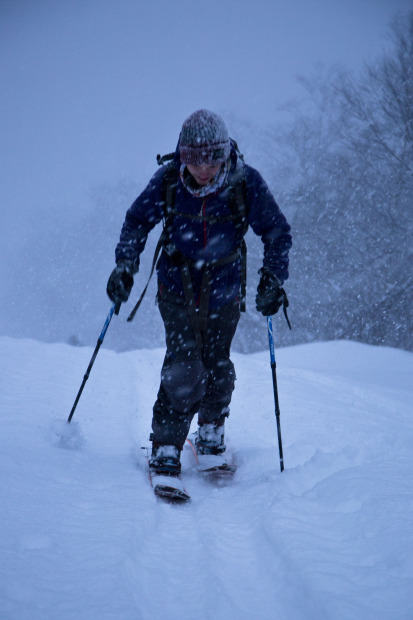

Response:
(179, 109), (230, 166)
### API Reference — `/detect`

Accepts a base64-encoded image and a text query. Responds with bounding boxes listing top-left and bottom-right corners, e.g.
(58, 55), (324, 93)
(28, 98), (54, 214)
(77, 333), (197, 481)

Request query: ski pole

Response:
(67, 302), (120, 423)
(267, 315), (284, 472)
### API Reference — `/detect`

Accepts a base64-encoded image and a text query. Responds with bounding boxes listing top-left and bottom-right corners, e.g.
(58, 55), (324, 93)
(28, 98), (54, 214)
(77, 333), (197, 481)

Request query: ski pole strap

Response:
(282, 292), (291, 330)
(127, 232), (166, 322)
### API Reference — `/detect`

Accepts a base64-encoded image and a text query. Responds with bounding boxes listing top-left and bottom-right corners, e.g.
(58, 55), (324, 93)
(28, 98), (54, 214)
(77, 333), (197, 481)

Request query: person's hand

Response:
(106, 261), (136, 304)
(255, 268), (287, 316)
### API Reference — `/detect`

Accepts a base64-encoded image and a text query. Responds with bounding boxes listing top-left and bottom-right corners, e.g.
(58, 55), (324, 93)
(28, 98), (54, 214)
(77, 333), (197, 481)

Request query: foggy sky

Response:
(2, 0), (411, 211)
(1, 0), (412, 342)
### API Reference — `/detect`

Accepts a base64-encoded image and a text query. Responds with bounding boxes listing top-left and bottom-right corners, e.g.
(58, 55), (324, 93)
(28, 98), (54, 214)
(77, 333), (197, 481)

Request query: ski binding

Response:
(196, 453), (237, 475)
(185, 438), (237, 476)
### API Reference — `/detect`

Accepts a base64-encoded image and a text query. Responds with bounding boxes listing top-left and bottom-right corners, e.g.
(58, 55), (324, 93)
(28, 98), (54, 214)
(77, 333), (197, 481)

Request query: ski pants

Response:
(151, 285), (240, 449)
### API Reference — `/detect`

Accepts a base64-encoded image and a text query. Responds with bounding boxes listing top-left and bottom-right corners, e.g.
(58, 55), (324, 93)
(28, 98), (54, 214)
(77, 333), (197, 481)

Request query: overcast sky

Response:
(1, 0), (412, 345)
(1, 0), (412, 214)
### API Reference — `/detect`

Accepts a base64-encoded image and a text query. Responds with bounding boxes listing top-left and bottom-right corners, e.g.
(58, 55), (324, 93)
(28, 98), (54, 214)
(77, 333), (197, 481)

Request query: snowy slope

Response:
(1, 334), (412, 620)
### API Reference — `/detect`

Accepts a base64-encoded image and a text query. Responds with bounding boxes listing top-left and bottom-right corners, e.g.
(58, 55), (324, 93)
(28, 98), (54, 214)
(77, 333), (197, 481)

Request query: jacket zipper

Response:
(202, 198), (207, 248)
(195, 198), (208, 308)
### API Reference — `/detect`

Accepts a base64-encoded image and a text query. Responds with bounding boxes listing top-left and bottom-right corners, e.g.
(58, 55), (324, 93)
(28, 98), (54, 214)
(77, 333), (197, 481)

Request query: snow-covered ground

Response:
(1, 333), (412, 620)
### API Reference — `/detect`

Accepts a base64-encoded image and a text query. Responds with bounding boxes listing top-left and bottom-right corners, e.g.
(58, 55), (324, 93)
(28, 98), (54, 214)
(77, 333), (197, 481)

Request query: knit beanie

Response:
(179, 109), (231, 166)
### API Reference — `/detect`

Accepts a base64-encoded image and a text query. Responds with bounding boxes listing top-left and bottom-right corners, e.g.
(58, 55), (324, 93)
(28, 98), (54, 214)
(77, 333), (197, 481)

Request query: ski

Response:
(196, 453), (237, 475)
(150, 473), (191, 502)
(142, 449), (190, 502)
(185, 438), (237, 477)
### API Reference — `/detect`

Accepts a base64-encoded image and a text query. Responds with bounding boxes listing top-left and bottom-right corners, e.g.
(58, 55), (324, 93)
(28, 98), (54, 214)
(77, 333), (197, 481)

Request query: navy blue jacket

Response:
(115, 147), (292, 309)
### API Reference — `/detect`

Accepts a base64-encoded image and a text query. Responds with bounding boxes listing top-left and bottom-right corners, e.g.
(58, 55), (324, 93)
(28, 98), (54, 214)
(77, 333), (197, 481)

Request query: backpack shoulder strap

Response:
(161, 160), (179, 215)
(227, 159), (249, 236)
(226, 157), (249, 312)
(127, 157), (178, 323)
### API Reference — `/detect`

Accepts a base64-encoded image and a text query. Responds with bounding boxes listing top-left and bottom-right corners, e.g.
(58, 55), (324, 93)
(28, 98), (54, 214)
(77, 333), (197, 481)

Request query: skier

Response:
(107, 109), (292, 477)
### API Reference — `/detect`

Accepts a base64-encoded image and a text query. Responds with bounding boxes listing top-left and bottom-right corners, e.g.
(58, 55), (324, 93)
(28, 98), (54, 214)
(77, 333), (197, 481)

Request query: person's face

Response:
(186, 162), (222, 186)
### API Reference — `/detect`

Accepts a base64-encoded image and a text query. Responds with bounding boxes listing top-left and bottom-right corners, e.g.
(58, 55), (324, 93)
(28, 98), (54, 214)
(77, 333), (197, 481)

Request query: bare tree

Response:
(269, 10), (413, 350)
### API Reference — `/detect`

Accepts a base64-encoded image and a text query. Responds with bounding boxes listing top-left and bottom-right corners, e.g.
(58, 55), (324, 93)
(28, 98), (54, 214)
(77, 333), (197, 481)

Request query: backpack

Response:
(127, 143), (249, 325)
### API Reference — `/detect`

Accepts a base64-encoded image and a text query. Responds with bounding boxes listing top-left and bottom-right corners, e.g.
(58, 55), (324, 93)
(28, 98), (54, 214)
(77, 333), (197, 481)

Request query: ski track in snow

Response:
(1, 336), (413, 620)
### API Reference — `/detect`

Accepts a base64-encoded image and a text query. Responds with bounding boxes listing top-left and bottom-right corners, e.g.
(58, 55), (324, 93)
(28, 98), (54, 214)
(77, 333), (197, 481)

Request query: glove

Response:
(255, 268), (288, 316)
(106, 261), (137, 304)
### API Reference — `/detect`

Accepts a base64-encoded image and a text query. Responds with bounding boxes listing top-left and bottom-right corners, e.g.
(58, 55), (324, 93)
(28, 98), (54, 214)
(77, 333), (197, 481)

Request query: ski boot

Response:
(149, 444), (181, 476)
(193, 422), (236, 475)
(195, 422), (226, 455)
